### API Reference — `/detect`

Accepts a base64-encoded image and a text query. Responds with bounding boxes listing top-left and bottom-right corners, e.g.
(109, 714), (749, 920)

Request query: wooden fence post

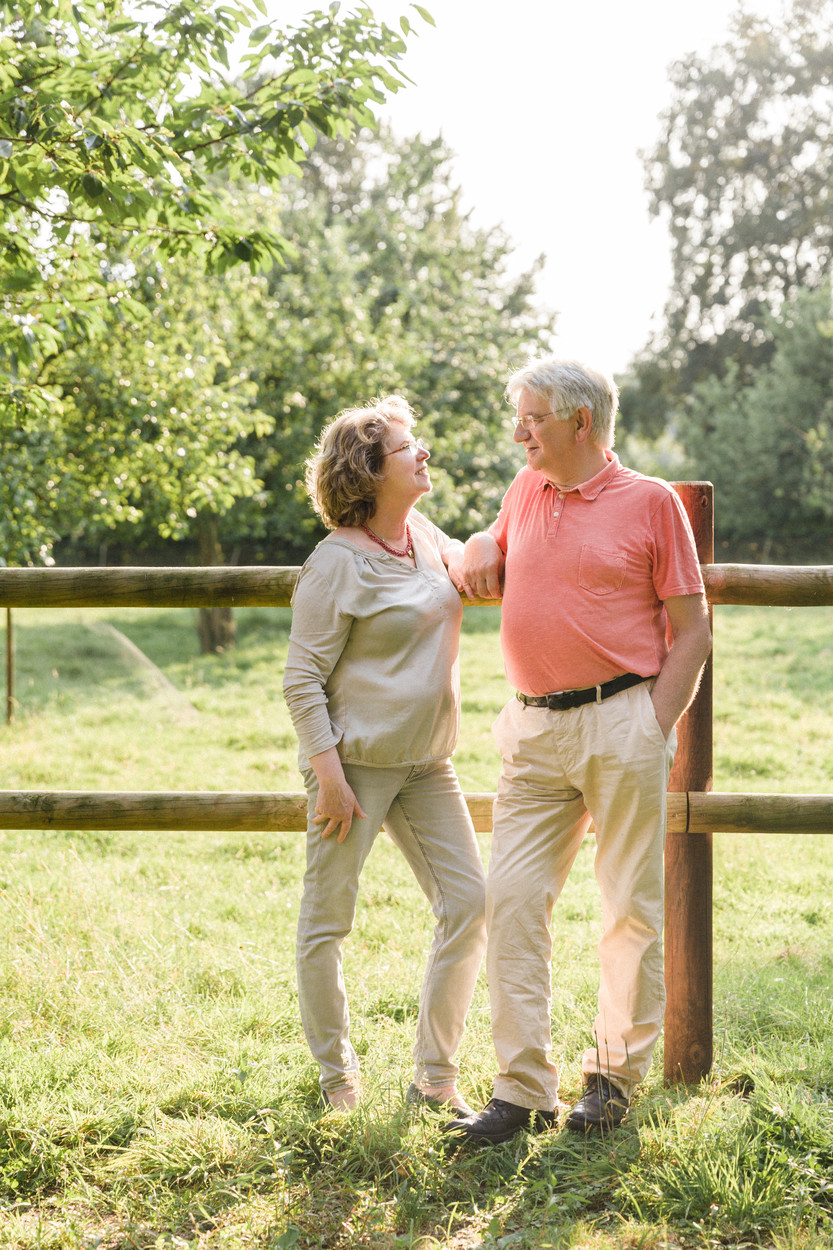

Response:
(5, 608), (13, 725)
(665, 483), (715, 1084)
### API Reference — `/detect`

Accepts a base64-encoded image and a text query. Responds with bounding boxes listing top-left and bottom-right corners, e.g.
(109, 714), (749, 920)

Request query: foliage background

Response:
(619, 0), (833, 562)
(6, 0), (833, 577)
(1, 0), (555, 577)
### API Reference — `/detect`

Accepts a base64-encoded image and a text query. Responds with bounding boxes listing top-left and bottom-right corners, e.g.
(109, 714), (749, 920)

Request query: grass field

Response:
(0, 602), (831, 1249)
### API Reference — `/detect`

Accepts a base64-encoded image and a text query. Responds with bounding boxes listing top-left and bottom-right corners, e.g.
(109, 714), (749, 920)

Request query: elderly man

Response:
(447, 357), (712, 1143)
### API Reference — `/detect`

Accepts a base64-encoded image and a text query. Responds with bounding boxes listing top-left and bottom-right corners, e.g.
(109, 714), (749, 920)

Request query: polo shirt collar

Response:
(539, 450), (621, 499)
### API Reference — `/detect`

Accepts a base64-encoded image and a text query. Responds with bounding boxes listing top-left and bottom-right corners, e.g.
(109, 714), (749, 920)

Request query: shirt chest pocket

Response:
(578, 544), (626, 596)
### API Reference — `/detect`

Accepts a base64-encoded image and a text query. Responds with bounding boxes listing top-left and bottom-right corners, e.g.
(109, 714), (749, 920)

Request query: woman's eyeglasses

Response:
(382, 436), (429, 457)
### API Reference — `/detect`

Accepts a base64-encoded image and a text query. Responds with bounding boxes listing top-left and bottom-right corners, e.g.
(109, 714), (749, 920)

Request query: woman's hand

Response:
(309, 748), (368, 842)
(313, 777), (367, 843)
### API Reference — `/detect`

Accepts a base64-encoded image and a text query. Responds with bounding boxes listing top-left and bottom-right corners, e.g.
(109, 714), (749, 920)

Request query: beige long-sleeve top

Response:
(283, 511), (464, 769)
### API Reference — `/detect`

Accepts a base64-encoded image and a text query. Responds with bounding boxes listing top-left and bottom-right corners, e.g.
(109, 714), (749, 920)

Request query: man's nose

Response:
(513, 422), (530, 444)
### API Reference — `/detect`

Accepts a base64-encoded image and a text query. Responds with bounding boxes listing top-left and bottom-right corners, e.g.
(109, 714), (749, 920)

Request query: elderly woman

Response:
(283, 396), (486, 1114)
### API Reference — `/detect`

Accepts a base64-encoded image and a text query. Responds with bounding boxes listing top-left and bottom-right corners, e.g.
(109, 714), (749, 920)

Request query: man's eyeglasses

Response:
(513, 405), (577, 432)
(382, 436), (429, 457)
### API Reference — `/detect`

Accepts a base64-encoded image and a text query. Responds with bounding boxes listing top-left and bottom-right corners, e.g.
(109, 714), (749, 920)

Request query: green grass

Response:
(0, 603), (832, 1248)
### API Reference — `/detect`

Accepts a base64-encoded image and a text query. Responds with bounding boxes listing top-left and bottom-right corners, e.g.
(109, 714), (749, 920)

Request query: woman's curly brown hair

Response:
(305, 396), (416, 529)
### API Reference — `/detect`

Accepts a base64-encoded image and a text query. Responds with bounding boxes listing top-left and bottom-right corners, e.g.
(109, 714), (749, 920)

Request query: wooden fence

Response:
(2, 483), (832, 1087)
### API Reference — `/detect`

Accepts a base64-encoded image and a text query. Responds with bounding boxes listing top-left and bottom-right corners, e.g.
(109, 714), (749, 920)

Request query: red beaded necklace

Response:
(361, 522), (414, 559)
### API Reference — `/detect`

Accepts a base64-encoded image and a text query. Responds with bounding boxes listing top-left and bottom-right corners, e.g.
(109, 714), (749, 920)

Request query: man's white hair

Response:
(505, 357), (619, 449)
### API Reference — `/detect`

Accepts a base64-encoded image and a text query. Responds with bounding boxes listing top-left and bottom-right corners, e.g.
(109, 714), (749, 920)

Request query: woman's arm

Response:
(283, 564), (352, 761)
(283, 561), (362, 841)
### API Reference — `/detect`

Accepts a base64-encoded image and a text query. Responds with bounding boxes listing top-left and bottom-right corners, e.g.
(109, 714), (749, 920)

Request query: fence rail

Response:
(1, 789), (831, 835)
(1, 561), (832, 608)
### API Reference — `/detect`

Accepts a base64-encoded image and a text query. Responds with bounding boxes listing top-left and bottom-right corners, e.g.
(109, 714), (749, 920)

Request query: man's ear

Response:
(575, 406), (593, 442)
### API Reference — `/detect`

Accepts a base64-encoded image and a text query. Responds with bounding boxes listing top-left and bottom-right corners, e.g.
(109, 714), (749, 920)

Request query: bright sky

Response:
(275, 0), (789, 373)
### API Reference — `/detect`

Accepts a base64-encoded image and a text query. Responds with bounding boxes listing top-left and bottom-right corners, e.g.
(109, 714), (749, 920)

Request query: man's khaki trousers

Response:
(487, 680), (676, 1108)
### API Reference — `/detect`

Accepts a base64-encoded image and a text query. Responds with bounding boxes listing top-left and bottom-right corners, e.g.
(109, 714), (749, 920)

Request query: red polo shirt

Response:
(489, 453), (705, 696)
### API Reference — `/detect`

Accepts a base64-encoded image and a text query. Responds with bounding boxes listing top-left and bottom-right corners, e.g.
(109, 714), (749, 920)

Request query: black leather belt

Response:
(515, 672), (652, 712)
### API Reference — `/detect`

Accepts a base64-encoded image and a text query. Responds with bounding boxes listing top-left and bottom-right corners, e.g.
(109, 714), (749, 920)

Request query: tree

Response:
(0, 0), (426, 565)
(31, 128), (555, 604)
(242, 129), (557, 554)
(682, 284), (833, 560)
(41, 252), (274, 647)
(641, 0), (833, 393)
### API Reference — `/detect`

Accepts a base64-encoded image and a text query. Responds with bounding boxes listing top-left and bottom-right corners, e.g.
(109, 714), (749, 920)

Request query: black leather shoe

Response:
(566, 1075), (629, 1131)
(445, 1097), (555, 1144)
(405, 1083), (475, 1119)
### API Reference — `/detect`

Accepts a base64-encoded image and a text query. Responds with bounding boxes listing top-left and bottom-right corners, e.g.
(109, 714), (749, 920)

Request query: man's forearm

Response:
(454, 531), (505, 600)
(651, 625), (712, 738)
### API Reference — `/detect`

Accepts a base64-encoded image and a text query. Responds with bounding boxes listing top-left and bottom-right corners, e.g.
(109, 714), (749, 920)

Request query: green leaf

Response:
(411, 4), (435, 26)
(81, 172), (105, 197)
(0, 139), (12, 158)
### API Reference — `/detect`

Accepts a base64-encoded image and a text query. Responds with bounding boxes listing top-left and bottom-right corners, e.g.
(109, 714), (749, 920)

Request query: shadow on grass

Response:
(6, 607), (295, 715)
(102, 1101), (636, 1249)
(4, 1033), (832, 1247)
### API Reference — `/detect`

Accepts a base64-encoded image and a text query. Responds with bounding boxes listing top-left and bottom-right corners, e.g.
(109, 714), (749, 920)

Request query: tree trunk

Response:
(196, 513), (237, 653)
